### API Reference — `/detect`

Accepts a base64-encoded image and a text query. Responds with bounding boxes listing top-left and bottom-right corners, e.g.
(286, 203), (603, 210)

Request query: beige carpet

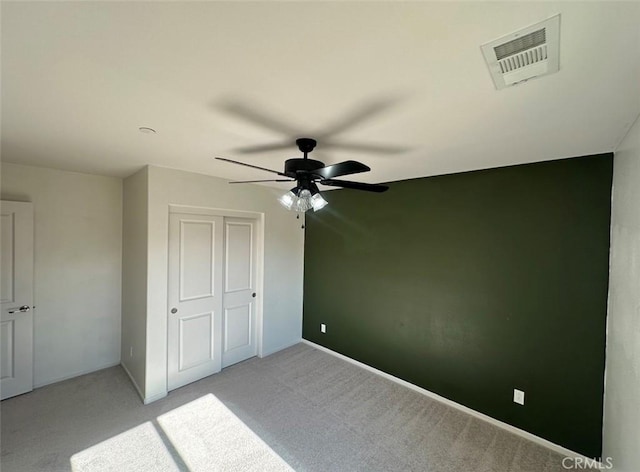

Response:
(1, 343), (589, 471)
(70, 395), (293, 472)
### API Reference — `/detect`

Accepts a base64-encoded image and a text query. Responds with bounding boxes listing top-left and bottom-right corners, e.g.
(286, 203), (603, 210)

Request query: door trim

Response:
(167, 204), (265, 365)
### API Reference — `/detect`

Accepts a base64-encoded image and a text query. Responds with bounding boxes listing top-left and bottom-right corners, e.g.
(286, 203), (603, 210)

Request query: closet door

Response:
(222, 217), (257, 368)
(167, 213), (223, 391)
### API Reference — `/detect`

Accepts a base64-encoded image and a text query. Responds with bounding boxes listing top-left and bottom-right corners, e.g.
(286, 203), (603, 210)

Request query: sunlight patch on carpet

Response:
(157, 394), (293, 471)
(70, 422), (181, 471)
(70, 394), (293, 472)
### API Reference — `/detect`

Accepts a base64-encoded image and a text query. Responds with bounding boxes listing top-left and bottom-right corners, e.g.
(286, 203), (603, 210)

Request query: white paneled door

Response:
(167, 212), (258, 391)
(222, 218), (257, 368)
(168, 213), (223, 391)
(1, 201), (34, 400)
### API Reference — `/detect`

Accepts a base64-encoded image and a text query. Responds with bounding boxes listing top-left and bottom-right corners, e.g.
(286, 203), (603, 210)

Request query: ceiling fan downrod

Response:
(284, 138), (324, 175)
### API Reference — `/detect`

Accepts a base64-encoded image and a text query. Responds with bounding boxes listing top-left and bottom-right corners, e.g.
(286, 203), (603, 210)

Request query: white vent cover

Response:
(481, 14), (560, 90)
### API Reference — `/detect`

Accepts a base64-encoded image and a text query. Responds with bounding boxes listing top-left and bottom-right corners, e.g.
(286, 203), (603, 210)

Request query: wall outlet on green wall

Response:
(320, 323), (326, 333)
(514, 389), (525, 405)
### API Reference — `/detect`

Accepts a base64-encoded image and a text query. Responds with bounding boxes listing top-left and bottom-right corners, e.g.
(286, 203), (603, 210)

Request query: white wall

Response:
(604, 114), (640, 472)
(0, 163), (122, 387)
(121, 167), (148, 397)
(144, 166), (304, 402)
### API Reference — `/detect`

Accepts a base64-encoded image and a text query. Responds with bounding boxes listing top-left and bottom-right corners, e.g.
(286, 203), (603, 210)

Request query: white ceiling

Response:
(2, 1), (639, 187)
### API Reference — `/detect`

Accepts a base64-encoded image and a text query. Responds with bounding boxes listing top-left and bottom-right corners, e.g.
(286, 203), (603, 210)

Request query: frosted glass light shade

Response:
(278, 191), (296, 210)
(279, 187), (328, 213)
(310, 193), (328, 211)
(293, 189), (313, 212)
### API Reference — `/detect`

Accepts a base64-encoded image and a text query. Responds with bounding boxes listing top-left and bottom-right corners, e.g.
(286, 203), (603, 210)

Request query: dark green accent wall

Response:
(303, 154), (613, 458)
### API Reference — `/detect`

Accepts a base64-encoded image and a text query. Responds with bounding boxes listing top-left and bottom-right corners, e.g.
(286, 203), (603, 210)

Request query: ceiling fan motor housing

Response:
(284, 158), (325, 177)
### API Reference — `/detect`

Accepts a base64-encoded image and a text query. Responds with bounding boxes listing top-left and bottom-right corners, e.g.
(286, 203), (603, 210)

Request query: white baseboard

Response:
(120, 361), (167, 404)
(302, 339), (598, 462)
(34, 360), (121, 389)
(143, 391), (168, 405)
(120, 361), (145, 403)
(260, 338), (302, 358)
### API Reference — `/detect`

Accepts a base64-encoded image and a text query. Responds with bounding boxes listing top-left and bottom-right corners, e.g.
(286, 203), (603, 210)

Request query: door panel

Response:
(224, 222), (252, 292)
(1, 213), (15, 304)
(167, 213), (222, 391)
(1, 320), (15, 379)
(179, 312), (214, 370)
(224, 305), (250, 351)
(180, 221), (215, 301)
(1, 201), (34, 400)
(222, 218), (257, 368)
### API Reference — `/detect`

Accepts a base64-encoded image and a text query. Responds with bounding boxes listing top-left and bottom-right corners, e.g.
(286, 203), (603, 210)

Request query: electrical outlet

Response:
(320, 323), (326, 333)
(513, 388), (525, 405)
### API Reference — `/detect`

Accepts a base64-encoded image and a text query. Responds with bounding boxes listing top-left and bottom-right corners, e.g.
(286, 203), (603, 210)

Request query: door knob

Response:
(252, 293), (256, 298)
(8, 305), (31, 314)
(171, 307), (178, 314)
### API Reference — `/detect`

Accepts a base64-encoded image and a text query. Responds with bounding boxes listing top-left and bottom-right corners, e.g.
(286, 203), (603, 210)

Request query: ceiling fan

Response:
(216, 138), (389, 213)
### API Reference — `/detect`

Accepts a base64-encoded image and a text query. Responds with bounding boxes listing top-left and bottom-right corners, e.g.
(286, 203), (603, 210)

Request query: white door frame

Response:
(167, 204), (265, 366)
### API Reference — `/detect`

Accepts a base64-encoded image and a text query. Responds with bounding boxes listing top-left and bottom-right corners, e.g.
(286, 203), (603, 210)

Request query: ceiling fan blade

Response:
(321, 141), (407, 154)
(219, 101), (300, 136)
(316, 98), (398, 138)
(314, 160), (370, 179)
(229, 179), (294, 184)
(215, 157), (287, 176)
(320, 179), (389, 193)
(233, 141), (293, 154)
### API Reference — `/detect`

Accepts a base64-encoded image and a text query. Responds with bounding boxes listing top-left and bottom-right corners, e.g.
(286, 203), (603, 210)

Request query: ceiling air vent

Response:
(481, 14), (560, 90)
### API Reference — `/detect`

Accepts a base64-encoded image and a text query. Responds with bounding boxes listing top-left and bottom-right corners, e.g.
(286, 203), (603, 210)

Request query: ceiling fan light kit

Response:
(216, 137), (388, 214)
(279, 184), (329, 213)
